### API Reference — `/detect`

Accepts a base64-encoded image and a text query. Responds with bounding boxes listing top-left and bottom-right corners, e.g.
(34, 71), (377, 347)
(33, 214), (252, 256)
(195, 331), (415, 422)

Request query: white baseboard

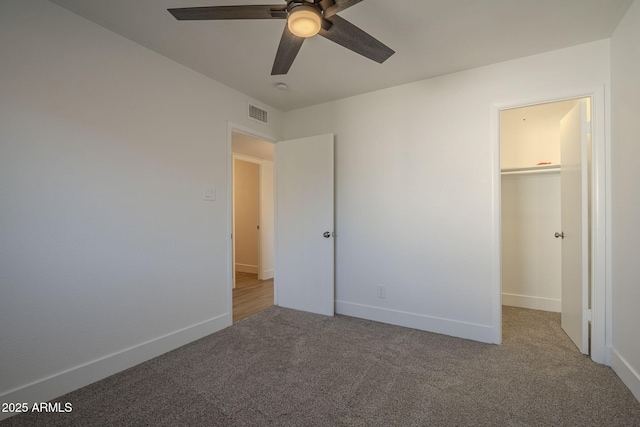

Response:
(502, 293), (561, 312)
(260, 269), (274, 280)
(335, 300), (495, 344)
(611, 348), (640, 403)
(0, 314), (231, 421)
(235, 263), (258, 274)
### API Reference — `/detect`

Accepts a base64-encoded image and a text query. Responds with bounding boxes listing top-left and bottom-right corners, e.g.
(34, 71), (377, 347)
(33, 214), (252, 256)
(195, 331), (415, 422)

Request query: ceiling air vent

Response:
(248, 103), (269, 125)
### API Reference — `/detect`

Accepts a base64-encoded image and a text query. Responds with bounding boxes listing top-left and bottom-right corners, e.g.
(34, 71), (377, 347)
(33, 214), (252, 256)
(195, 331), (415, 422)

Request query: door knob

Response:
(555, 232), (564, 239)
(323, 231), (331, 238)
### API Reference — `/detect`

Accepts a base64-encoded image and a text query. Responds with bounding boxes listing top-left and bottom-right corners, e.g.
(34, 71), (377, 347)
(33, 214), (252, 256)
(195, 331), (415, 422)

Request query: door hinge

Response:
(585, 308), (592, 322)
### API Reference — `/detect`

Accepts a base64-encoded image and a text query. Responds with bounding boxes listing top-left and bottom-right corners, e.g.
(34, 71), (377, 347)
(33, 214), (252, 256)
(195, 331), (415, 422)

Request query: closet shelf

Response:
(501, 164), (561, 175)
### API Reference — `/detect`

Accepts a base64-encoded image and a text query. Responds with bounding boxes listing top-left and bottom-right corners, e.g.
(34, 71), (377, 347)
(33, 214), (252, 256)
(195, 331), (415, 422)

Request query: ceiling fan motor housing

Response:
(286, 2), (323, 37)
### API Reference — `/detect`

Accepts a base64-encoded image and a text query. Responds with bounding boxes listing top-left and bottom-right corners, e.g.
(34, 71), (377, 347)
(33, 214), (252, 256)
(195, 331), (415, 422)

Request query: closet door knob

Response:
(555, 232), (564, 239)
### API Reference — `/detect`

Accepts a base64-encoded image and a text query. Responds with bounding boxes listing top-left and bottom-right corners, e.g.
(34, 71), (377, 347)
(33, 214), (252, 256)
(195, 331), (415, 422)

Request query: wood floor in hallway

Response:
(233, 272), (274, 323)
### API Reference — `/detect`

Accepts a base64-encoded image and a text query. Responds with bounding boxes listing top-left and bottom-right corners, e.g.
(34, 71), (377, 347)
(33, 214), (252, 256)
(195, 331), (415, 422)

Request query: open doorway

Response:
(500, 97), (592, 353)
(231, 130), (275, 322)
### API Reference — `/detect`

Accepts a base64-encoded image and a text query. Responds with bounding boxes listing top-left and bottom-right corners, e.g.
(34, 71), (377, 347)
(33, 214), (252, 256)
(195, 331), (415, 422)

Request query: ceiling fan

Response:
(168, 0), (394, 75)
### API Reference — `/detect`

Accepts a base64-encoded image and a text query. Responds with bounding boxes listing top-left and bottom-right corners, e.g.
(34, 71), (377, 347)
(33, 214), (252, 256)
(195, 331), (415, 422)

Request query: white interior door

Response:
(560, 100), (589, 354)
(275, 134), (335, 316)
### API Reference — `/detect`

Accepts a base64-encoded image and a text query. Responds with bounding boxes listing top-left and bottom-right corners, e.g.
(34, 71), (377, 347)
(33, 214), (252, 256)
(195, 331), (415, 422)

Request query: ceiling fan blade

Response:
(168, 5), (287, 21)
(271, 26), (305, 75)
(323, 0), (364, 18)
(319, 15), (394, 64)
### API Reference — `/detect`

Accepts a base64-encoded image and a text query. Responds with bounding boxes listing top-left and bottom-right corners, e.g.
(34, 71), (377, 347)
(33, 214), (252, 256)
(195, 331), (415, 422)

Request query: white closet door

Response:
(560, 100), (589, 354)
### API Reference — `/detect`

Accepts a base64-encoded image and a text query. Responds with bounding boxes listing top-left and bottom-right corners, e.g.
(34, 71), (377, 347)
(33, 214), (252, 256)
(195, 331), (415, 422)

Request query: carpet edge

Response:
(0, 313), (231, 422)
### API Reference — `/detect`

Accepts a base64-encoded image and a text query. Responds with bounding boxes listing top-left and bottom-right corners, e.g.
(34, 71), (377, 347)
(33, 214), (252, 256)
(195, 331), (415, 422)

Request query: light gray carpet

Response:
(3, 306), (640, 426)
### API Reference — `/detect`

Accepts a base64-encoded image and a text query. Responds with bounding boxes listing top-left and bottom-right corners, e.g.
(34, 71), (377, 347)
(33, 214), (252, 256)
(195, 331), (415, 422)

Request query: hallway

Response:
(233, 272), (274, 323)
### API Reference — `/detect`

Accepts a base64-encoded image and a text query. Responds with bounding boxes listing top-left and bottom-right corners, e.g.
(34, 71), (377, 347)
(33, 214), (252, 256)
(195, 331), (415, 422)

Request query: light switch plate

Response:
(203, 186), (216, 201)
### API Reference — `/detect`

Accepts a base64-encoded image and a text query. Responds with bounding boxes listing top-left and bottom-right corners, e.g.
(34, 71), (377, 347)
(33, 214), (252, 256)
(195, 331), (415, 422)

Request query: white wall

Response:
(232, 131), (274, 161)
(234, 159), (260, 273)
(501, 172), (561, 311)
(611, 0), (640, 402)
(500, 100), (578, 168)
(0, 0), (282, 415)
(260, 160), (275, 280)
(284, 39), (610, 344)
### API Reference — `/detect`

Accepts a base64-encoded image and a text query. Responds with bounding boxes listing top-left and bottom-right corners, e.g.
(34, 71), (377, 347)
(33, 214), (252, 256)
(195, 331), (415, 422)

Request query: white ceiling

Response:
(48, 0), (632, 112)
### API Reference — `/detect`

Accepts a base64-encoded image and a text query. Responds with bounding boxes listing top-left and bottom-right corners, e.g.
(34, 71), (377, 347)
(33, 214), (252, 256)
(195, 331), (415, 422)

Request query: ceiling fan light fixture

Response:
(287, 5), (322, 38)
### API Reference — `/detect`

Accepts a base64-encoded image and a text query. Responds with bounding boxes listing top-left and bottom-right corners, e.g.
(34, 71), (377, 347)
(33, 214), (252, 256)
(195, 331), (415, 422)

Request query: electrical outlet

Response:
(377, 285), (386, 299)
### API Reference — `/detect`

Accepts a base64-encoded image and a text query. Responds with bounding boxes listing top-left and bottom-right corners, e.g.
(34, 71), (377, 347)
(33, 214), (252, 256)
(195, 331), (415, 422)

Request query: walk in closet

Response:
(500, 99), (585, 312)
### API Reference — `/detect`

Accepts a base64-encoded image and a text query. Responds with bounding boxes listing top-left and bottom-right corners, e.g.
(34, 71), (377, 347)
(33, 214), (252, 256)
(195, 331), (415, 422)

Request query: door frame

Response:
(227, 122), (278, 319)
(491, 85), (608, 364)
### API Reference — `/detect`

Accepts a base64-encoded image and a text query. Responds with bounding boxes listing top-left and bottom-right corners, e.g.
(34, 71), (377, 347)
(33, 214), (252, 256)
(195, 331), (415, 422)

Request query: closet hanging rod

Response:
(501, 164), (561, 175)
